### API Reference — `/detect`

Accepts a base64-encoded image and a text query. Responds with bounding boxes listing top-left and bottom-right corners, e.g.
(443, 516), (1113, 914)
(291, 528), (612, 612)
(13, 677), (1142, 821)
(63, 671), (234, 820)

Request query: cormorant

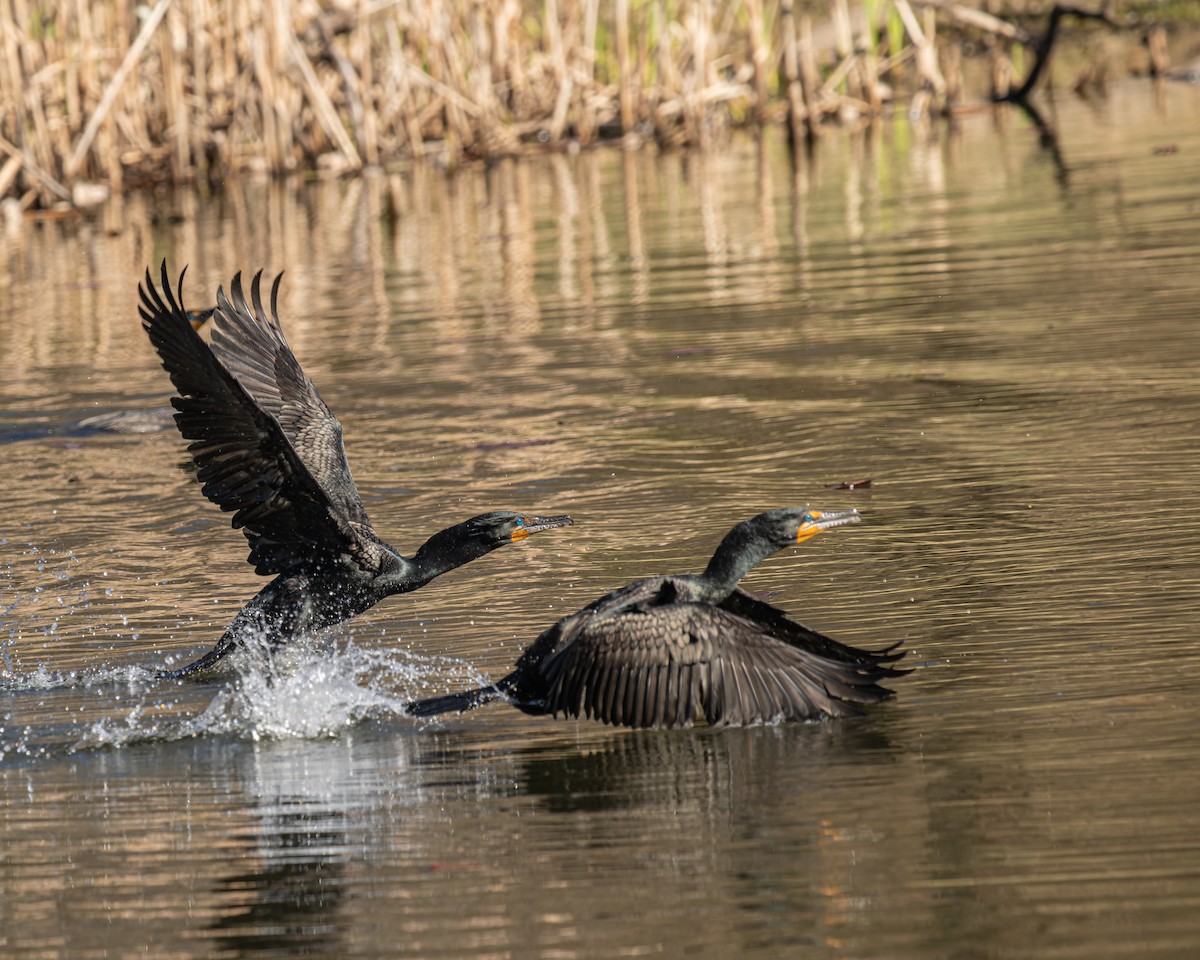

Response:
(138, 263), (571, 679)
(407, 508), (907, 729)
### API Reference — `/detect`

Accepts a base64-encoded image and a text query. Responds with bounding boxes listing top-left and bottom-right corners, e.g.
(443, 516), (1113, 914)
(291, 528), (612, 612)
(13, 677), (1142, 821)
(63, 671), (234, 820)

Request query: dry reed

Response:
(0, 1), (1150, 209)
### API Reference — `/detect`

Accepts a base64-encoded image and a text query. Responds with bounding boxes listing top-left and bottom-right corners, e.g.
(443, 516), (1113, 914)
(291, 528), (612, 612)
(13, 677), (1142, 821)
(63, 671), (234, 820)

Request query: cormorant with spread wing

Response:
(407, 508), (906, 728)
(139, 263), (571, 679)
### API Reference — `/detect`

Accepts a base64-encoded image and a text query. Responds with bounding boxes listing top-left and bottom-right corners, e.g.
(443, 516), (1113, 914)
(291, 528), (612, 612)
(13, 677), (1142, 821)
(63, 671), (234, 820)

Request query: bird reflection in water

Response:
(207, 802), (347, 955)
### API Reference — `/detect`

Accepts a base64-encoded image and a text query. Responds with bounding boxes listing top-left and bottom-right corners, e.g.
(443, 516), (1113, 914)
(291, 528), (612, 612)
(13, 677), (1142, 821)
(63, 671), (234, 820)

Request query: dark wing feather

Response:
(529, 578), (905, 729)
(138, 262), (378, 575)
(206, 271), (372, 532)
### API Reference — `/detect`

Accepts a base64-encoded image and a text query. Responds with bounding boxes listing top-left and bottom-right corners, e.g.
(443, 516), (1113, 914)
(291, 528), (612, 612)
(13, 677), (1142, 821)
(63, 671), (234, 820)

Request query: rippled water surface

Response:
(3, 82), (1200, 958)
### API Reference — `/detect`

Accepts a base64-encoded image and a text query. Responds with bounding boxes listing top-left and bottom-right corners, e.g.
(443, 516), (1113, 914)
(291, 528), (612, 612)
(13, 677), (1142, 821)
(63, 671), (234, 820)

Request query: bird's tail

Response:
(405, 683), (506, 718)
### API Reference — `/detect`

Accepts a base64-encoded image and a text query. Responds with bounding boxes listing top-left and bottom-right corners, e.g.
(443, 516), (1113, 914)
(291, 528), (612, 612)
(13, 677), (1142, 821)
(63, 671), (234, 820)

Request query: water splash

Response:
(72, 639), (486, 750)
(3, 552), (498, 757)
(175, 645), (420, 741)
(0, 661), (148, 693)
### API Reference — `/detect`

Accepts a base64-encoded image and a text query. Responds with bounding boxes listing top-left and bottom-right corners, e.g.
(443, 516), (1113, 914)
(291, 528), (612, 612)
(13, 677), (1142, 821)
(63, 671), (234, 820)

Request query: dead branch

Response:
(997, 3), (1121, 103)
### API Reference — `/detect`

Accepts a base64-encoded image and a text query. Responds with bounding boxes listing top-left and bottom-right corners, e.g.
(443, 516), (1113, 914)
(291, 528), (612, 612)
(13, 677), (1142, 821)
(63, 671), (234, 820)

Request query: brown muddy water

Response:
(3, 81), (1200, 959)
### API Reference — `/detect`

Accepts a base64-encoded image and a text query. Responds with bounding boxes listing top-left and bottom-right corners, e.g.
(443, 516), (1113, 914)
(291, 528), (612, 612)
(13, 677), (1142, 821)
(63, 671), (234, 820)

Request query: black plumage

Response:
(407, 508), (907, 729)
(138, 262), (571, 679)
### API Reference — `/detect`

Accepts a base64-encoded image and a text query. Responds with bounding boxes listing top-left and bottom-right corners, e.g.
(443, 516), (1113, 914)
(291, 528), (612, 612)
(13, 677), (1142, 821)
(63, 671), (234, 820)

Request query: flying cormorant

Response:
(406, 508), (906, 728)
(139, 263), (571, 679)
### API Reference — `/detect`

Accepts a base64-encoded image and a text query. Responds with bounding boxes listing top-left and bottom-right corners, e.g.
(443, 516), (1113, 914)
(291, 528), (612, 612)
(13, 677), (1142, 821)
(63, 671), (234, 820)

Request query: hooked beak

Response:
(795, 508), (860, 544)
(511, 514), (574, 541)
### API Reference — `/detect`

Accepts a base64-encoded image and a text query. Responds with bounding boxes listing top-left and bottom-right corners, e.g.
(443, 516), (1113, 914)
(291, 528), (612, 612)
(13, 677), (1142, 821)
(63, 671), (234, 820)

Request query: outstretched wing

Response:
(206, 271), (372, 533)
(138, 262), (381, 575)
(532, 580), (906, 729)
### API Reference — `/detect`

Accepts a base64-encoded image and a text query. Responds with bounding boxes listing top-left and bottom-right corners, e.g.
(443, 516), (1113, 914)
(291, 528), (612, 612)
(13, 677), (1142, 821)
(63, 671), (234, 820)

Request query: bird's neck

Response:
(695, 524), (775, 601)
(406, 523), (491, 587)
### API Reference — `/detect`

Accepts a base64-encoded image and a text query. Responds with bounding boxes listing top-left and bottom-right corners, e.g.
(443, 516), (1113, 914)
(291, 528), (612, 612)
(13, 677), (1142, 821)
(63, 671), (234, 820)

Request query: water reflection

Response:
(202, 741), (365, 957)
(517, 721), (897, 814)
(208, 815), (347, 956)
(397, 720), (910, 957)
(1, 87), (1185, 375)
(2, 79), (1200, 959)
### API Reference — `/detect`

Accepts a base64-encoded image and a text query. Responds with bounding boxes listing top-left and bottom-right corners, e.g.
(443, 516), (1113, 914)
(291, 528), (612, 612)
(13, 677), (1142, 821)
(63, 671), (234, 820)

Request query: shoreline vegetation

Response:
(0, 1), (1194, 213)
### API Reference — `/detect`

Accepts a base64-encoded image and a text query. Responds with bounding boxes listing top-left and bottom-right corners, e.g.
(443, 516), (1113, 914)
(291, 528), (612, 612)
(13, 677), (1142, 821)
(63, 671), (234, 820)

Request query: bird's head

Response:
(699, 506), (862, 599)
(412, 511), (574, 576)
(464, 511), (575, 547)
(757, 507), (861, 549)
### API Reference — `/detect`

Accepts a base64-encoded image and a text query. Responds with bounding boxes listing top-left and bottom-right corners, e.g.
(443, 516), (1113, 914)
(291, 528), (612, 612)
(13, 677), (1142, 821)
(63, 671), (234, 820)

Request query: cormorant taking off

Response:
(139, 262), (571, 680)
(407, 508), (907, 729)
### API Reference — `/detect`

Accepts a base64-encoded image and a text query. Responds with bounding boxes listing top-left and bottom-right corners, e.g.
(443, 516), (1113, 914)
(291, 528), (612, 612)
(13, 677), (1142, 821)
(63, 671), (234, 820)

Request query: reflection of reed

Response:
(2, 92), (1172, 414)
(1, 97), (1114, 412)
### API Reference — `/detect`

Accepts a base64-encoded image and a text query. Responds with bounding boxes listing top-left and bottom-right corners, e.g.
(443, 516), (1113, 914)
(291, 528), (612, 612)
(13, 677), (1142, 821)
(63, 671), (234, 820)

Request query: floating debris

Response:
(826, 478), (873, 490)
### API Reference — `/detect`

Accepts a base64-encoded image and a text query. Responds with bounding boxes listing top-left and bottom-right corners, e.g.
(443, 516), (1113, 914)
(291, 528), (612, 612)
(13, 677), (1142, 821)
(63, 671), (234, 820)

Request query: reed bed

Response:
(0, 1), (1163, 209)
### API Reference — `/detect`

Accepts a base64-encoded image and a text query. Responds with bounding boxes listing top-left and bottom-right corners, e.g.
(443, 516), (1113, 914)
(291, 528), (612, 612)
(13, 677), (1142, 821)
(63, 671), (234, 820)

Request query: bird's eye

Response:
(516, 517), (526, 527)
(801, 513), (813, 524)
